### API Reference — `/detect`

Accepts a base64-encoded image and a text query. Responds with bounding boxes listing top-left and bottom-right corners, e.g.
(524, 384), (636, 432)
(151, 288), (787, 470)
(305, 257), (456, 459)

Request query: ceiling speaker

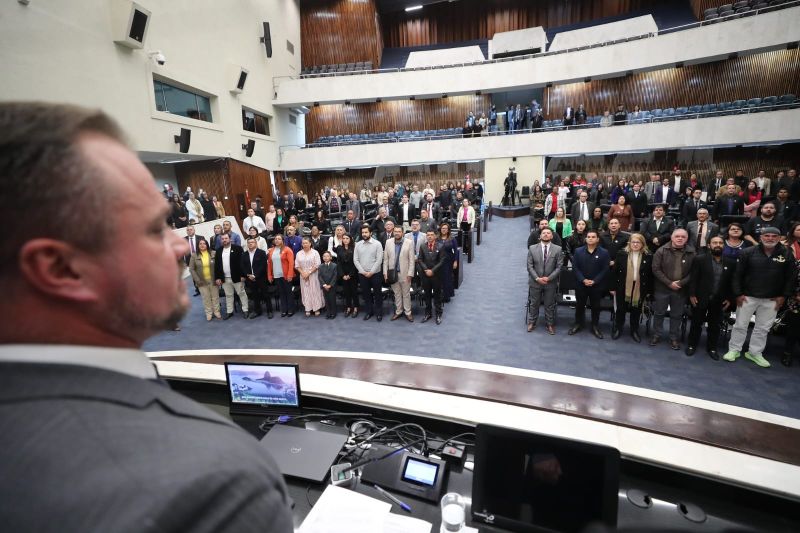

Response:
(112, 1), (151, 49)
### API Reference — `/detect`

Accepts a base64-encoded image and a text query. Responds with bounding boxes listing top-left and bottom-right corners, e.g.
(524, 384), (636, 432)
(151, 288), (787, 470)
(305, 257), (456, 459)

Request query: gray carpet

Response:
(144, 216), (800, 419)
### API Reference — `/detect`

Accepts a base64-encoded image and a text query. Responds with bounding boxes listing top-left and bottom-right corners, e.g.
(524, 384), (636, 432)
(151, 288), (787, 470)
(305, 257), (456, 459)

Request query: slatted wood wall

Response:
(541, 48), (800, 119)
(305, 95), (490, 142)
(288, 163), (485, 196)
(301, 0), (383, 68)
(545, 144), (798, 188)
(175, 159), (276, 223)
(381, 0), (664, 48)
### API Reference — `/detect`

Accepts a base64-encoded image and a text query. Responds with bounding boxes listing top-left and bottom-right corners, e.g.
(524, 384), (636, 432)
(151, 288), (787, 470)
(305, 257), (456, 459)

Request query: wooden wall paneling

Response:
(381, 0), (662, 48)
(174, 159), (230, 221)
(541, 49), (800, 119)
(301, 0), (382, 67)
(305, 94), (490, 142)
(228, 159), (275, 221)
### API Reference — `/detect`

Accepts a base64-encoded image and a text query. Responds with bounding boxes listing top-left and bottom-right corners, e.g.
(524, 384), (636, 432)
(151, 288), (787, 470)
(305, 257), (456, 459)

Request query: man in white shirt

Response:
(214, 234), (249, 319)
(242, 208), (266, 234)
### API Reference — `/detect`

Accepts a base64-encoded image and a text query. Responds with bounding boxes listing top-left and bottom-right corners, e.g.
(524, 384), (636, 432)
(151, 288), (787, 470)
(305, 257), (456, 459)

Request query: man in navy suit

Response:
(0, 102), (293, 532)
(653, 177), (677, 207)
(241, 237), (272, 319)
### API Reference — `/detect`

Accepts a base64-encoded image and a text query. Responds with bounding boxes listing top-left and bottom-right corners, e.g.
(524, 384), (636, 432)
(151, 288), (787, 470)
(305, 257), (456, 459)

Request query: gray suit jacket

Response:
(570, 201), (594, 223)
(0, 362), (294, 533)
(527, 243), (562, 286)
(686, 220), (719, 247)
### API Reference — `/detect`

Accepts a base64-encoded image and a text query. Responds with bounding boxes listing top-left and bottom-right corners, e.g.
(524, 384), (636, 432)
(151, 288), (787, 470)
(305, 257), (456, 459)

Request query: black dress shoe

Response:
(591, 326), (604, 339)
(363, 313), (373, 321)
(421, 314), (432, 323)
(611, 328), (621, 340)
(280, 312), (287, 317)
(376, 315), (383, 322)
(286, 312), (294, 317)
(568, 324), (582, 335)
(223, 313), (233, 320)
(685, 346), (696, 356)
(435, 315), (442, 325)
(631, 331), (641, 343)
(708, 349), (719, 361)
(352, 310), (359, 319)
(782, 353), (793, 367)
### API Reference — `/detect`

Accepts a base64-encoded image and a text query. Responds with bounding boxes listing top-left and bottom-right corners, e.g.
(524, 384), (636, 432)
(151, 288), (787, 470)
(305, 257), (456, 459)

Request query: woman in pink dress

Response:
(295, 237), (324, 316)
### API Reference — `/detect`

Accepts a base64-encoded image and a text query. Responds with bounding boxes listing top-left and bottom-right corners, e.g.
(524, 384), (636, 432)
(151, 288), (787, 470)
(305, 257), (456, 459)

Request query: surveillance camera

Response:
(148, 50), (166, 66)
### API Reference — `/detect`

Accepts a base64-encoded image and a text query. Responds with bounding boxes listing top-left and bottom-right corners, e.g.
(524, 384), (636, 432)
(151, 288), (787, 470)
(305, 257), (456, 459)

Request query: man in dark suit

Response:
(626, 183), (649, 226)
(713, 184), (745, 224)
(642, 205), (675, 250)
(707, 170), (726, 203)
(528, 218), (563, 248)
(569, 230), (611, 339)
(563, 104), (575, 126)
(214, 233), (249, 319)
(686, 236), (735, 359)
(183, 224), (205, 265)
(0, 102), (293, 532)
(653, 177), (678, 206)
(342, 209), (362, 240)
(419, 194), (438, 222)
(241, 237), (272, 319)
(599, 219), (629, 267)
(570, 191), (594, 225)
(526, 228), (561, 335)
(682, 188), (707, 223)
(416, 230), (446, 324)
(396, 194), (417, 230)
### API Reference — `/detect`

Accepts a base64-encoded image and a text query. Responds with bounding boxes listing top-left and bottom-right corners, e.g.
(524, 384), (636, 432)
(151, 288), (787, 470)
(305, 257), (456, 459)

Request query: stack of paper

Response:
(297, 485), (432, 533)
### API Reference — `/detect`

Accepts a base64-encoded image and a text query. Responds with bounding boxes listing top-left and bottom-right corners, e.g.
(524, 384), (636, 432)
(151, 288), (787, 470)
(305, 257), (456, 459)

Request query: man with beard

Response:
(686, 236), (736, 359)
(724, 227), (795, 368)
(0, 103), (293, 531)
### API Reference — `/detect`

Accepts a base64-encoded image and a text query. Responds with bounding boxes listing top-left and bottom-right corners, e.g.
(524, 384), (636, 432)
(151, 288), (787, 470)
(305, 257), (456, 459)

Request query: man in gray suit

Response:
(527, 227), (562, 335)
(0, 102), (293, 532)
(686, 208), (719, 252)
(570, 190), (594, 225)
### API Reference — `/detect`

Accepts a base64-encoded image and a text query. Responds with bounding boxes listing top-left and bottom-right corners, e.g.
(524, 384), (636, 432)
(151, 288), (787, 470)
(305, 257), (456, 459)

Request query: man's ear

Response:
(17, 239), (102, 303)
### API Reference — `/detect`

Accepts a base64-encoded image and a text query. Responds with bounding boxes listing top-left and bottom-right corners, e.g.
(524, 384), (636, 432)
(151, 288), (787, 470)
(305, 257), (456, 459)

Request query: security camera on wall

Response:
(148, 50), (166, 66)
(112, 1), (151, 49)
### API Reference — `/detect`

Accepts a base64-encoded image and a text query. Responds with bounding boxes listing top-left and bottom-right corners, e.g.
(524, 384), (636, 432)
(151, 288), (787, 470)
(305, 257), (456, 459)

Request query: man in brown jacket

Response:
(650, 229), (696, 350)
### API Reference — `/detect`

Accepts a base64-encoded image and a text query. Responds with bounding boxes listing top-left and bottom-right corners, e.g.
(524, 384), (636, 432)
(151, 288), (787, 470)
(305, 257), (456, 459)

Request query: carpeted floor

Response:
(144, 216), (800, 418)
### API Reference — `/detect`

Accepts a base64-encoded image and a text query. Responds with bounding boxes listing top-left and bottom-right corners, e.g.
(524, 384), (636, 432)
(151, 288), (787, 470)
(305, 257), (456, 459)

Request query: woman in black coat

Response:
(335, 234), (359, 318)
(273, 207), (288, 234)
(610, 233), (653, 343)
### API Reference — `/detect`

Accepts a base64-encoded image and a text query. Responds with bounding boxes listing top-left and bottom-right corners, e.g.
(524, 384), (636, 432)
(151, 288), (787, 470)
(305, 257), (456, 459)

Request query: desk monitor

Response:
(471, 424), (620, 533)
(224, 362), (302, 416)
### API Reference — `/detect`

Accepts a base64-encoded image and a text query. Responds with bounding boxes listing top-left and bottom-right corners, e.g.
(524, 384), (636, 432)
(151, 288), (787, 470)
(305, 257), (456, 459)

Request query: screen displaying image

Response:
(402, 458), (439, 486)
(226, 364), (299, 407)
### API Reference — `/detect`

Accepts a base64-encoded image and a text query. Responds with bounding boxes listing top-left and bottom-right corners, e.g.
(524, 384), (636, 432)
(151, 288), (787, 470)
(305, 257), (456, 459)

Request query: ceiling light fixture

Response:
(405, 5), (423, 12)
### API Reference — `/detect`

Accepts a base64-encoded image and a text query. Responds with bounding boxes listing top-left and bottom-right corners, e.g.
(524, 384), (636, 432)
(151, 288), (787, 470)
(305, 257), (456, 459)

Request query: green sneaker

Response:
(745, 352), (771, 368)
(722, 350), (740, 362)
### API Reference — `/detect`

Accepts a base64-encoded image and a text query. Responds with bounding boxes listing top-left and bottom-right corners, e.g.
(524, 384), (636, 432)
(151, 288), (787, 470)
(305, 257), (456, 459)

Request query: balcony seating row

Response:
(307, 94), (796, 147)
(703, 0), (791, 20)
(300, 62), (374, 76)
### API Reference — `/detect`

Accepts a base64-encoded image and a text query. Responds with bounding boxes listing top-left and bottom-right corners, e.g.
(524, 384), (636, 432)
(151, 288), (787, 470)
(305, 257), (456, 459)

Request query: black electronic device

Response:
(260, 424), (347, 483)
(242, 139), (255, 157)
(224, 362), (302, 416)
(174, 128), (191, 153)
(360, 444), (446, 503)
(261, 22), (272, 57)
(471, 424), (620, 533)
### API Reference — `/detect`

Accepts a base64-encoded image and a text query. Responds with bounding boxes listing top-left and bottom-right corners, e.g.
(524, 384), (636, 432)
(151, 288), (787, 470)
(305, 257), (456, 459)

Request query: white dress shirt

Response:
(243, 215), (266, 234)
(222, 246), (232, 278)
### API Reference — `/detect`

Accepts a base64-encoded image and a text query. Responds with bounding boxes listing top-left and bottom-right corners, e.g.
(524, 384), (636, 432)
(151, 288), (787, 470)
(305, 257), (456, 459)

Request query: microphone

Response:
(340, 437), (426, 476)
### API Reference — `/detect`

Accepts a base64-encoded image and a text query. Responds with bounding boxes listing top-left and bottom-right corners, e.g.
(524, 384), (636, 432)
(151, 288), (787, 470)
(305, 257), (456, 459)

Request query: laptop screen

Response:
(224, 362), (302, 415)
(471, 424), (620, 533)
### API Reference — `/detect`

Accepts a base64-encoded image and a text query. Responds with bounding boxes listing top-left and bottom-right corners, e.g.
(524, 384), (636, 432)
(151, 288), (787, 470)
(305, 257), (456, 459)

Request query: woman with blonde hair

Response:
(610, 233), (653, 343)
(548, 207), (573, 240)
(188, 238), (221, 321)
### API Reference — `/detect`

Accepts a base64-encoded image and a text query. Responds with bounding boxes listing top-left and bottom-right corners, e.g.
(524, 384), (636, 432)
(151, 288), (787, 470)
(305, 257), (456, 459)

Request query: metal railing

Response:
(279, 100), (798, 152)
(278, 0), (798, 82)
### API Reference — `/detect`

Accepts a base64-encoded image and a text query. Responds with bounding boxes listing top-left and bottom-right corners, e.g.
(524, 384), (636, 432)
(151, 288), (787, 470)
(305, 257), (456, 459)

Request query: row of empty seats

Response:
(307, 93), (797, 147)
(300, 62), (374, 76)
(703, 0), (792, 20)
(540, 94), (798, 128)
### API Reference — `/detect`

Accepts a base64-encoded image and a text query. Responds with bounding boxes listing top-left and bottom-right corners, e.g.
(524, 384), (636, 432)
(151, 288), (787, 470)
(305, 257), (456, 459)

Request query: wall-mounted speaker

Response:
(174, 128), (191, 153)
(229, 65), (249, 94)
(112, 1), (151, 50)
(260, 22), (272, 58)
(242, 139), (255, 157)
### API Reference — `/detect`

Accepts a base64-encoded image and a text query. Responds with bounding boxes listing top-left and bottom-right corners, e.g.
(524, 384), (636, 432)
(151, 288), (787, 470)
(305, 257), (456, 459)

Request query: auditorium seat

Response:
(662, 107), (676, 120)
(650, 108), (663, 121)
(779, 94), (797, 108)
(758, 95), (778, 111)
(746, 97), (762, 110)
(674, 106), (689, 119)
(731, 99), (746, 113)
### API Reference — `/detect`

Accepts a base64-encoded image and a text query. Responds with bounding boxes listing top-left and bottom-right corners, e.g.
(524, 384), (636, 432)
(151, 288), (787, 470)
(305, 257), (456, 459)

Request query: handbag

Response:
(386, 269), (398, 284)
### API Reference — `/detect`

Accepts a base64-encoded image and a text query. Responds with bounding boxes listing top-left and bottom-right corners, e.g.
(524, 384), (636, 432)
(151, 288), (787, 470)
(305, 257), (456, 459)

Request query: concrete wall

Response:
(279, 109), (800, 171)
(0, 0), (301, 171)
(273, 7), (800, 106)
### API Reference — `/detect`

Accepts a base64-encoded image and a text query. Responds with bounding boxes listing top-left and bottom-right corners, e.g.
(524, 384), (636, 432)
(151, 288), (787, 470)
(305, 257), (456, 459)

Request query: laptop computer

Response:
(259, 424), (348, 483)
(224, 362), (302, 416)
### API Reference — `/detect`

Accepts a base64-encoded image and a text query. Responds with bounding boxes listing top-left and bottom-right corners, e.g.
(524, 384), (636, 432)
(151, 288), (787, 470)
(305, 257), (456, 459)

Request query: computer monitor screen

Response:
(471, 424), (620, 533)
(224, 362), (302, 415)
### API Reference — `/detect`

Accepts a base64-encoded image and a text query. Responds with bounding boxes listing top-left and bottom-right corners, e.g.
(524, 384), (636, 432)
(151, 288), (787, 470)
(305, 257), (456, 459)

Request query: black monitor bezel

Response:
(401, 455), (441, 487)
(224, 362), (302, 416)
(471, 423), (620, 532)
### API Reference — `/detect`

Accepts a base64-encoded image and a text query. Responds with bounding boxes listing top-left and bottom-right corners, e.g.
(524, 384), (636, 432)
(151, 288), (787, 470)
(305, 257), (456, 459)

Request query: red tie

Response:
(429, 243), (434, 251)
